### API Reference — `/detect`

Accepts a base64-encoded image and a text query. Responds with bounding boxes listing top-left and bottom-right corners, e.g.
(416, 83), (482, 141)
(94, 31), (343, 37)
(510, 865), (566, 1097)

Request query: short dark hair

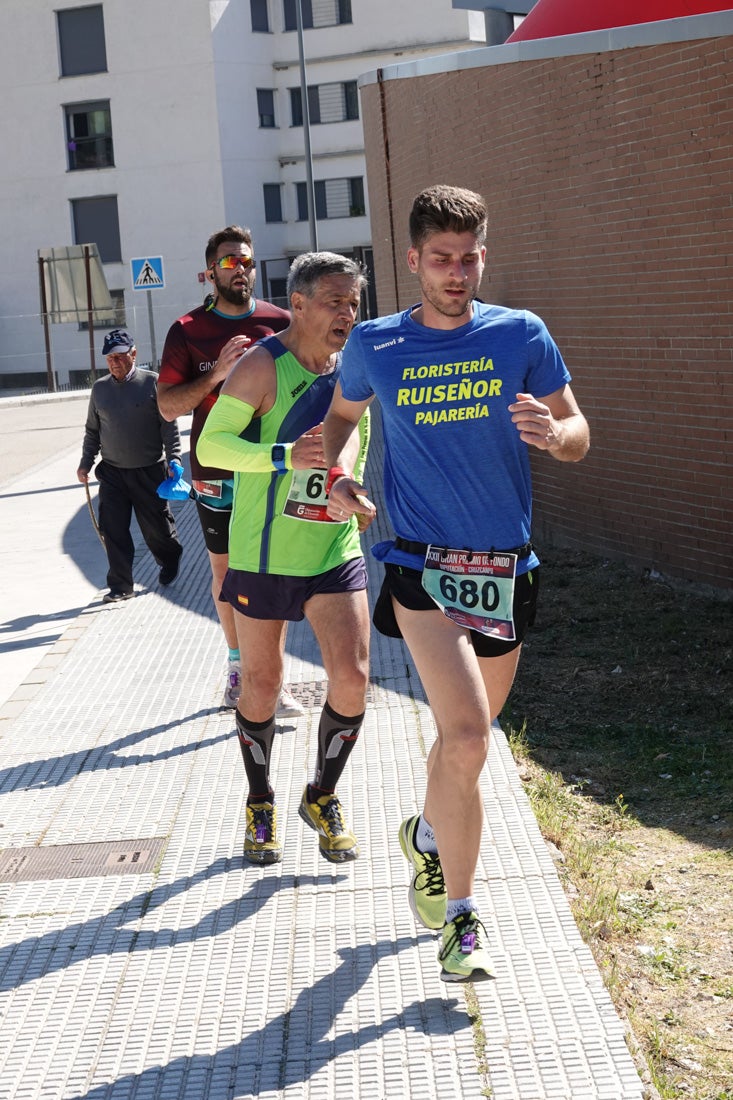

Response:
(205, 225), (253, 267)
(286, 251), (367, 300)
(408, 185), (488, 250)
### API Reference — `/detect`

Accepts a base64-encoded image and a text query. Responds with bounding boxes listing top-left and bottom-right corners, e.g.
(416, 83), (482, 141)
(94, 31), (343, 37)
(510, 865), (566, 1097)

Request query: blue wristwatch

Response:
(271, 443), (288, 473)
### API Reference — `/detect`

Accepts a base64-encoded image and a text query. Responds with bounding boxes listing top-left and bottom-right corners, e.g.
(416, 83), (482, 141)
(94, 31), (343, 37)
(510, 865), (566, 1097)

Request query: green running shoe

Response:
(298, 789), (360, 863)
(243, 801), (282, 864)
(398, 815), (447, 930)
(439, 911), (495, 983)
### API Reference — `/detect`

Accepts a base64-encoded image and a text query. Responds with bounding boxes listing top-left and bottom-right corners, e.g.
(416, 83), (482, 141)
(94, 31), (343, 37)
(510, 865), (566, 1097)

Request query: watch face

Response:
(273, 445), (285, 461)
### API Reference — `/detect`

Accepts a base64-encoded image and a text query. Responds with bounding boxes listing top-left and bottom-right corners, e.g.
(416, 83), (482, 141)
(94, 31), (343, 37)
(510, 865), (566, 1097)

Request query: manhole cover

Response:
(0, 838), (168, 882)
(285, 680), (379, 707)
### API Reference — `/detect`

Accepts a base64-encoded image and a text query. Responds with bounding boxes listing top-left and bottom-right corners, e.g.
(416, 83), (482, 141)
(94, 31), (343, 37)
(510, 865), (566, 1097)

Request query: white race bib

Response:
(421, 546), (517, 641)
(282, 468), (348, 523)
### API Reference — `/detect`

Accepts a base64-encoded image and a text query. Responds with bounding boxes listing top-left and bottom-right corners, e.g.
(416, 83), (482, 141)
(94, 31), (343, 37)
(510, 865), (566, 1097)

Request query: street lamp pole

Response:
(296, 0), (318, 251)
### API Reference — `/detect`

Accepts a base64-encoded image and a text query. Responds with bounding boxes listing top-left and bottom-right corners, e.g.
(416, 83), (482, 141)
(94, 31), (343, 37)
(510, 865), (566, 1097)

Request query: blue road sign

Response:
(131, 256), (165, 291)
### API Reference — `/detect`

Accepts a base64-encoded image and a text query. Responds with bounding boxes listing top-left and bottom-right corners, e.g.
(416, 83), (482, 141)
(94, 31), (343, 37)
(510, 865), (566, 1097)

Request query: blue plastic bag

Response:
(157, 460), (192, 501)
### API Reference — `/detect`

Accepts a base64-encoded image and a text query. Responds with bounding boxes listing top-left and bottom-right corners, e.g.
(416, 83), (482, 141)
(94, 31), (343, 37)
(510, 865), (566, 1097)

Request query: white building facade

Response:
(0, 0), (488, 388)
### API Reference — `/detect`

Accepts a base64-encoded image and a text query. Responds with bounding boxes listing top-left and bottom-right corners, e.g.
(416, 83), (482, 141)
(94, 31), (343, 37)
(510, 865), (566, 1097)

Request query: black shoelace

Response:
(416, 851), (446, 897)
(439, 912), (486, 960)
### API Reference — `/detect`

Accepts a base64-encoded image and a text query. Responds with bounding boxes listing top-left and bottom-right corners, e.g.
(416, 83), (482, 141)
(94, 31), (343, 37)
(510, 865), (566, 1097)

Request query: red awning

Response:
(507, 0), (733, 42)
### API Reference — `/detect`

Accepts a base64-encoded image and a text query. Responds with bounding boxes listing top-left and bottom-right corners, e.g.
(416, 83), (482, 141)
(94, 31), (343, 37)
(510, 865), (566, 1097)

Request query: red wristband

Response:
(326, 466), (349, 494)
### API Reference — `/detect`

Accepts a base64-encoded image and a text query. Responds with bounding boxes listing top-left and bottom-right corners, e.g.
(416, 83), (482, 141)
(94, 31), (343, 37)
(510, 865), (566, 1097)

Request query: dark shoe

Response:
(102, 589), (134, 603)
(158, 557), (181, 586)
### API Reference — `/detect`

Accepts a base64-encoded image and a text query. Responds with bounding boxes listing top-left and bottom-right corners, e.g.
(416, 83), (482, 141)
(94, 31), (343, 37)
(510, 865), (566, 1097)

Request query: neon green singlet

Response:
(228, 337), (369, 576)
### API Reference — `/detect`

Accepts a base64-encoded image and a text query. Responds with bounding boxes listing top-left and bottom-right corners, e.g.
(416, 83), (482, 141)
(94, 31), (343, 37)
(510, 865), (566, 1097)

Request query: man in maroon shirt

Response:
(158, 225), (302, 716)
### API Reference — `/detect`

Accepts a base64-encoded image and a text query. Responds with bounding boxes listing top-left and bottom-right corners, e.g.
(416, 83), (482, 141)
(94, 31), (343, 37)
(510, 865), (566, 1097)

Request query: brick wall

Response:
(361, 35), (733, 589)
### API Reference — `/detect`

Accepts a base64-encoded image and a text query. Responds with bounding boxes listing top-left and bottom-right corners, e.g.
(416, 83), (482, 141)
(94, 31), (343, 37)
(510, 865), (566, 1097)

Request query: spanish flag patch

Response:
(237, 594), (249, 606)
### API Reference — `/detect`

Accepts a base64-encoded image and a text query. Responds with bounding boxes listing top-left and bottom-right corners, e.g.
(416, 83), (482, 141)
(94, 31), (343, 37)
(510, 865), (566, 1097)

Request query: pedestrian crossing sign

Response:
(130, 256), (165, 291)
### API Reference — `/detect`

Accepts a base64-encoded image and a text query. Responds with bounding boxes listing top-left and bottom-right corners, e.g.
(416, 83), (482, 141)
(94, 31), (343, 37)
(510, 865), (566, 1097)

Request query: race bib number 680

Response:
(421, 546), (518, 641)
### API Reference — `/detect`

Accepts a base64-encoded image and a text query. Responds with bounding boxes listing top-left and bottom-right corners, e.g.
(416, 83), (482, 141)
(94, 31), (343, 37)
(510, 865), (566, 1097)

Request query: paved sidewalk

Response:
(0, 393), (104, 708)
(0, 399), (646, 1099)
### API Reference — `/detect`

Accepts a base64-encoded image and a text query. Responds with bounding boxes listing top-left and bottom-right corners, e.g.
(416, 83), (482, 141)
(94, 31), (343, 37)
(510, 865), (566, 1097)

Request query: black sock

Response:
(235, 709), (276, 803)
(309, 700), (364, 798)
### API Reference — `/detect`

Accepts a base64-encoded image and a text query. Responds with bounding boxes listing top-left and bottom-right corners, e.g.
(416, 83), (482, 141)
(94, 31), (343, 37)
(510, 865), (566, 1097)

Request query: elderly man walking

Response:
(77, 329), (183, 602)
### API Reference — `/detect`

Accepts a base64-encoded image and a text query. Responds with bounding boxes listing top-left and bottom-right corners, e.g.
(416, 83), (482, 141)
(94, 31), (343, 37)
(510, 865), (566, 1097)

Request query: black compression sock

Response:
(310, 700), (364, 796)
(235, 709), (276, 803)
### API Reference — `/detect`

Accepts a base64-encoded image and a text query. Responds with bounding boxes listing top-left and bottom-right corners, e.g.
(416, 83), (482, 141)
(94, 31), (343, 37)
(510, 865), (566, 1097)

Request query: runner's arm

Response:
(323, 382), (372, 471)
(197, 346), (325, 473)
(323, 383), (375, 519)
(509, 384), (589, 462)
(157, 334), (252, 420)
(196, 393), (276, 472)
(157, 376), (220, 421)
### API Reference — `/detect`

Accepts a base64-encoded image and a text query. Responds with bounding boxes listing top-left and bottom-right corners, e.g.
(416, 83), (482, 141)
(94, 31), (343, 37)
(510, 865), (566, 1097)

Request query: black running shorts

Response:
(195, 500), (231, 555)
(373, 562), (540, 657)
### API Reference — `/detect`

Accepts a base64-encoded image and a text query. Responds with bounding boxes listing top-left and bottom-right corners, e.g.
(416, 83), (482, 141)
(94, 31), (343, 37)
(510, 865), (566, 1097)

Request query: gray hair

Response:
(286, 251), (367, 300)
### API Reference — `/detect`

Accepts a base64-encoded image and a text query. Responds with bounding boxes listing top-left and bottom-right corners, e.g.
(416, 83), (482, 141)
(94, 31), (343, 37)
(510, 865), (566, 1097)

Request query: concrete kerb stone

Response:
(0, 388), (92, 408)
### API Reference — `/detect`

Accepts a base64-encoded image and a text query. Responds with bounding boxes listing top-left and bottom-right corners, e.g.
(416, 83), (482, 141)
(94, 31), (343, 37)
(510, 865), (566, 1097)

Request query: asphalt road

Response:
(0, 393), (89, 488)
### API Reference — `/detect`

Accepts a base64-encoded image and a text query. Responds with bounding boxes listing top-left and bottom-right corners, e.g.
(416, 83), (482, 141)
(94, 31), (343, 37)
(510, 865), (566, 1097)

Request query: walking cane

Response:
(84, 481), (105, 546)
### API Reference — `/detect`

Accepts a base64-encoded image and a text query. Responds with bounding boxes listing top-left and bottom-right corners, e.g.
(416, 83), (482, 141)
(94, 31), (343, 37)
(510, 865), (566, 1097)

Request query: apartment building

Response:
(0, 0), (494, 388)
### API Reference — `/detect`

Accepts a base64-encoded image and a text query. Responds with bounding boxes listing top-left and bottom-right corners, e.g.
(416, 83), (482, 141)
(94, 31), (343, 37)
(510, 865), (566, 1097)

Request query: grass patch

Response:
(505, 549), (733, 1100)
(464, 983), (492, 1097)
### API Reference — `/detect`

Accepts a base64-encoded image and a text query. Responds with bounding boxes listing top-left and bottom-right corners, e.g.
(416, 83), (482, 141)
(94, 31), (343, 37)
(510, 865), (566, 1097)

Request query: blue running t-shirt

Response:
(338, 302), (571, 575)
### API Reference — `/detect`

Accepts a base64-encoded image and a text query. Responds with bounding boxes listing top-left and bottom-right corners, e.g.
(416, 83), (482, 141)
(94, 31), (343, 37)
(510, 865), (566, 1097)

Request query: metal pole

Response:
(38, 256), (56, 393)
(146, 290), (157, 367)
(296, 0), (318, 251)
(83, 244), (97, 380)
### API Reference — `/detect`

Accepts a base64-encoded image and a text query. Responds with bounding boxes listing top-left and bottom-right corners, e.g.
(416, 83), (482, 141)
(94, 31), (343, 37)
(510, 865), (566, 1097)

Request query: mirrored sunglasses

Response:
(213, 254), (254, 270)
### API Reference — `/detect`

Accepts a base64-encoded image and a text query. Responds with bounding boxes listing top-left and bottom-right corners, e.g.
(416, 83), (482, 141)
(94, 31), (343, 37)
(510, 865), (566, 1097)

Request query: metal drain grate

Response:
(284, 680), (381, 707)
(0, 837), (168, 882)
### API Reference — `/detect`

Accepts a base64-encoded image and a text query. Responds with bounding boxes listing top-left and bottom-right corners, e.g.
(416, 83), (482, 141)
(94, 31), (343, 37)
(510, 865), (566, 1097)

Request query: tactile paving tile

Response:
(0, 415), (644, 1100)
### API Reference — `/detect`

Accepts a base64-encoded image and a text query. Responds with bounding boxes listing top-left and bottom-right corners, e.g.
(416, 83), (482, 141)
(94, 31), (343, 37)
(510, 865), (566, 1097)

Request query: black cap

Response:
(102, 329), (135, 356)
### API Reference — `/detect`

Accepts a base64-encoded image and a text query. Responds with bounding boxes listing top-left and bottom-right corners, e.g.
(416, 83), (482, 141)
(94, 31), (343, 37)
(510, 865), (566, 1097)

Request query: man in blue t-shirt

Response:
(322, 184), (590, 984)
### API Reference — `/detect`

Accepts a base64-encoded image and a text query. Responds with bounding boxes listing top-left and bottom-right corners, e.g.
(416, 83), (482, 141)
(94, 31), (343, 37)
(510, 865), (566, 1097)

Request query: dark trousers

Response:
(96, 461), (182, 593)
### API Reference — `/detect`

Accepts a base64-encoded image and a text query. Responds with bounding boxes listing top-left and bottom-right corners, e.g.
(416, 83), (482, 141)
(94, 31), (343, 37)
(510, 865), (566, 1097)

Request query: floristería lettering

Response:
(401, 357), (494, 379)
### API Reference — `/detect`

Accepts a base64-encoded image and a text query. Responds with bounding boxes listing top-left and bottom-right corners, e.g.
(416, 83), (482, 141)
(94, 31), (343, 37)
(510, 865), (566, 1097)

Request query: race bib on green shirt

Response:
(282, 467), (348, 523)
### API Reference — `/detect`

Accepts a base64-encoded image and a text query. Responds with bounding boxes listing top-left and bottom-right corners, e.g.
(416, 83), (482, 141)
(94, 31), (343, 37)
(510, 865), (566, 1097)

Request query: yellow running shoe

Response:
(439, 911), (495, 983)
(244, 801), (282, 864)
(298, 789), (359, 863)
(398, 815), (447, 930)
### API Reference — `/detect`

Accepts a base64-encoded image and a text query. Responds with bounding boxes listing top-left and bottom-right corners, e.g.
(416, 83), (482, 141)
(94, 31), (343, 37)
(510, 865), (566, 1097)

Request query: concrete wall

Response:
(359, 18), (733, 589)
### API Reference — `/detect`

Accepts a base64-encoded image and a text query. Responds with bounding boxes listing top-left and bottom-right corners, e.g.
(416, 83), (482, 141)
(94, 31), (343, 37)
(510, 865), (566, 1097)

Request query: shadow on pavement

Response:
(0, 708), (226, 794)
